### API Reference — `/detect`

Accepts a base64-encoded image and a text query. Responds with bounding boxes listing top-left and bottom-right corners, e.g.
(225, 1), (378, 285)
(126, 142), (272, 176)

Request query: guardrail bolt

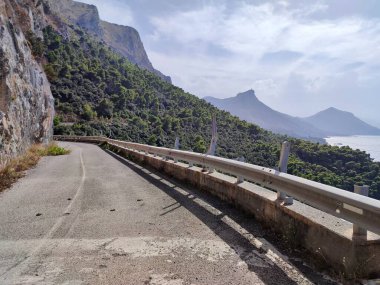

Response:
(277, 141), (293, 205)
(352, 185), (369, 239)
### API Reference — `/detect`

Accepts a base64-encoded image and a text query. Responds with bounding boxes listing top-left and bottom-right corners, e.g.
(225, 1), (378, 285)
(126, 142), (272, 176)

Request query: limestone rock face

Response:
(0, 0), (54, 166)
(46, 0), (171, 83)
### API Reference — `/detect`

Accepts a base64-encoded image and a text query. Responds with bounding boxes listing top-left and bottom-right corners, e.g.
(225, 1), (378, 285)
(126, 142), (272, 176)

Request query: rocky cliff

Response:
(0, 0), (54, 166)
(46, 0), (171, 83)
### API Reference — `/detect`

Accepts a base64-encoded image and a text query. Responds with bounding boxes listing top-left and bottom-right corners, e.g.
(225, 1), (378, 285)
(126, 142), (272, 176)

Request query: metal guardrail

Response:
(54, 135), (380, 235)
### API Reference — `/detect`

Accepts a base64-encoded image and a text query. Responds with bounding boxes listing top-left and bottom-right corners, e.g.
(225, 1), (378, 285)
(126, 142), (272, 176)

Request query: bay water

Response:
(325, 136), (380, 162)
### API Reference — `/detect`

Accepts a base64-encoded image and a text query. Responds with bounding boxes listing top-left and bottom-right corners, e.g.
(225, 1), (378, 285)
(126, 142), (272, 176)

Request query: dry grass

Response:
(0, 142), (70, 192)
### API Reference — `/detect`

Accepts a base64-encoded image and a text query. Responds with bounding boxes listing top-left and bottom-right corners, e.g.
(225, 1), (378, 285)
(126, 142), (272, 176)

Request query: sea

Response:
(325, 136), (380, 162)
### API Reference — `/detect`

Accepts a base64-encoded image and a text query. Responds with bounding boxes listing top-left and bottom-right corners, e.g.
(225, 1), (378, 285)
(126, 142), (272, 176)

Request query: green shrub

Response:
(45, 143), (71, 156)
(83, 104), (97, 120)
(53, 116), (61, 126)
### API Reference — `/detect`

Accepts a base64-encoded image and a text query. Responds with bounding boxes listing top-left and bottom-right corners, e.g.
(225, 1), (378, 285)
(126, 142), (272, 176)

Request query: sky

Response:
(78, 0), (380, 127)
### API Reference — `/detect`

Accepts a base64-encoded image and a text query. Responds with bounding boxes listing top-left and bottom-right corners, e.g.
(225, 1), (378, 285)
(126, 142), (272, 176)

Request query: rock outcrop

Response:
(46, 0), (171, 83)
(0, 0), (54, 166)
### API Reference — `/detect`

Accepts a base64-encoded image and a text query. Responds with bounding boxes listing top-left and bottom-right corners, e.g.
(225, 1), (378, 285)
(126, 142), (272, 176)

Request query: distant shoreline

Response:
(325, 134), (380, 138)
(325, 135), (380, 162)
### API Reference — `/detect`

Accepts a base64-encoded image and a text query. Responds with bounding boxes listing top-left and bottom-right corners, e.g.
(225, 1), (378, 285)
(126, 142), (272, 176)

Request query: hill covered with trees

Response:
(32, 25), (380, 199)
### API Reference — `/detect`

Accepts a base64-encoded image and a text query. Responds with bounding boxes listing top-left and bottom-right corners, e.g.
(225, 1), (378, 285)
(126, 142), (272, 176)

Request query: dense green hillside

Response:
(36, 25), (380, 199)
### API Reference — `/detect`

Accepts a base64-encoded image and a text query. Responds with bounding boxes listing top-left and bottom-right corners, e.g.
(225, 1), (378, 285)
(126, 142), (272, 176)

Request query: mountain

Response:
(302, 107), (380, 136)
(204, 90), (326, 140)
(43, 25), (380, 198)
(45, 0), (171, 83)
(205, 91), (380, 138)
(2, 0), (379, 199)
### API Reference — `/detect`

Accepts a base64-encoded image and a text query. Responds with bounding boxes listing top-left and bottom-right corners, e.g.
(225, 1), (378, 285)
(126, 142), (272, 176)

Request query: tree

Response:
(43, 64), (57, 81)
(26, 31), (45, 59)
(96, 99), (113, 118)
(83, 104), (97, 120)
(194, 135), (206, 153)
(53, 116), (61, 127)
(148, 135), (157, 146)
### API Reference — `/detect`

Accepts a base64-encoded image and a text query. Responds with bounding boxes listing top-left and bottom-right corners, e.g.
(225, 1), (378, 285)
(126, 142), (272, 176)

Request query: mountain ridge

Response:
(45, 0), (171, 82)
(205, 90), (380, 138)
(303, 107), (380, 136)
(204, 90), (326, 140)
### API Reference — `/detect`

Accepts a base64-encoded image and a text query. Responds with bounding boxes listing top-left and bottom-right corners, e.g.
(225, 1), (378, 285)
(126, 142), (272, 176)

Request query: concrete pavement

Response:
(0, 142), (335, 284)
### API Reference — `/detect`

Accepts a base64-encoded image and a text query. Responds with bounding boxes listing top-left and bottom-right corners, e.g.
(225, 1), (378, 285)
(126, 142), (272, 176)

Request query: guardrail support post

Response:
(189, 149), (194, 167)
(353, 185), (369, 239)
(277, 141), (293, 205)
(237, 157), (245, 183)
(207, 116), (218, 173)
(174, 137), (180, 163)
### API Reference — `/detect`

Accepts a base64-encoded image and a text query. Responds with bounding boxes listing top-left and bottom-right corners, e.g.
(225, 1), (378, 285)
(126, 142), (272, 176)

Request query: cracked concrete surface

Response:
(0, 142), (336, 285)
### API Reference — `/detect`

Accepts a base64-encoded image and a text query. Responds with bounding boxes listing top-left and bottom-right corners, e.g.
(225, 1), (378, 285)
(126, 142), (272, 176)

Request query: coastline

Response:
(325, 135), (380, 162)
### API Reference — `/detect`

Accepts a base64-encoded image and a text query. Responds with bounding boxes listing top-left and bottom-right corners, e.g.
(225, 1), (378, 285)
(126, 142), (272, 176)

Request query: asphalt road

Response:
(0, 142), (335, 285)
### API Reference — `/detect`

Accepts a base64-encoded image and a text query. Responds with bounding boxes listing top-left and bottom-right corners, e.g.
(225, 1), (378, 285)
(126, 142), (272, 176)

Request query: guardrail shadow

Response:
(103, 148), (336, 285)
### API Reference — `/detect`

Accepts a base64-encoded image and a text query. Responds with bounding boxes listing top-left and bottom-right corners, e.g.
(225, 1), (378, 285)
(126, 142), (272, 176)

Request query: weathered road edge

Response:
(104, 142), (380, 279)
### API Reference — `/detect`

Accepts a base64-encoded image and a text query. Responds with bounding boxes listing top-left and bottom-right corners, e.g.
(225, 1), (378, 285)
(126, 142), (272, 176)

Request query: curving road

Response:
(0, 142), (335, 284)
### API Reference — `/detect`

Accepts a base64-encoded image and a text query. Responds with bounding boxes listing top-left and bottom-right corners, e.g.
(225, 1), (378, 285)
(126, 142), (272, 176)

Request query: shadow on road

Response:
(104, 148), (337, 285)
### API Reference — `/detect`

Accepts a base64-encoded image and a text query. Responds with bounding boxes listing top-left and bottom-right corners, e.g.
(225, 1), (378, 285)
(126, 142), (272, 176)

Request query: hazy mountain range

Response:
(205, 90), (380, 139)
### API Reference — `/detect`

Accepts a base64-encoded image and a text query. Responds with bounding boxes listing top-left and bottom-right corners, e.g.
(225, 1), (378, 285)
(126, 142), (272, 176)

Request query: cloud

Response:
(145, 1), (380, 124)
(77, 0), (380, 126)
(260, 50), (303, 64)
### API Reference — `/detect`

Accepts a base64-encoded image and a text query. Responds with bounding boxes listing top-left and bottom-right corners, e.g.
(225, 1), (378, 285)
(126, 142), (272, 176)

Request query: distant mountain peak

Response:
(324, 107), (349, 113)
(304, 107), (380, 136)
(204, 90), (326, 139)
(235, 89), (259, 101)
(315, 107), (359, 120)
(237, 89), (256, 96)
(204, 89), (258, 102)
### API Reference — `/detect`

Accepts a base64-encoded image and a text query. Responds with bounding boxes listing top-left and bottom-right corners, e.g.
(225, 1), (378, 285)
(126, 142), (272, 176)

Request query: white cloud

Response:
(145, 1), (380, 123)
(77, 0), (380, 126)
